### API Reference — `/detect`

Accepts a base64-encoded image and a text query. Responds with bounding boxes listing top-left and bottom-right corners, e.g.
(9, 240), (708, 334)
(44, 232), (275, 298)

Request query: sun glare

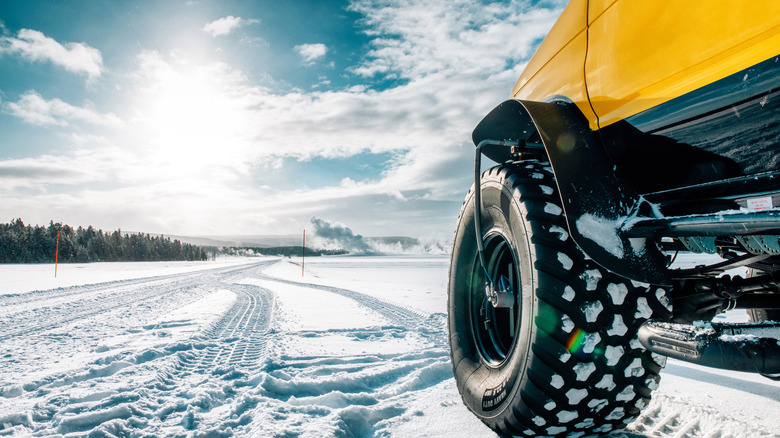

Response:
(135, 62), (250, 177)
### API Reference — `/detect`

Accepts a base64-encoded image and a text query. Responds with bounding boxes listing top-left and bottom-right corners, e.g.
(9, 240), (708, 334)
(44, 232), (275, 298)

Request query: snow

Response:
(581, 332), (602, 354)
(608, 315), (629, 337)
(606, 406), (626, 421)
(589, 398), (609, 411)
(556, 410), (578, 423)
(561, 314), (575, 333)
(634, 297), (653, 319)
(547, 424), (569, 434)
(616, 387), (635, 402)
(576, 213), (624, 258)
(0, 254), (778, 437)
(655, 288), (672, 311)
(607, 282), (629, 305)
(628, 237), (647, 255)
(596, 374), (617, 391)
(562, 285), (575, 301)
(0, 257), (257, 295)
(545, 202), (563, 216)
(558, 252), (574, 270)
(651, 352), (668, 368)
(719, 333), (761, 343)
(574, 362), (597, 381)
(550, 224), (569, 241)
(625, 358), (646, 377)
(566, 388), (588, 405)
(582, 300), (604, 322)
(605, 345), (624, 366)
(581, 268), (602, 291)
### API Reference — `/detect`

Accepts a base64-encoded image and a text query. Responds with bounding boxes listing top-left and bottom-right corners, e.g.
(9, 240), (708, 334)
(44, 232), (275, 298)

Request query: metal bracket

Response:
(736, 235), (780, 255)
(680, 236), (718, 254)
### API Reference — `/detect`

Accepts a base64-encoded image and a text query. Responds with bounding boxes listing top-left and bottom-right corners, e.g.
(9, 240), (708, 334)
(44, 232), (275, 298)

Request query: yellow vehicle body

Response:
(451, 2), (780, 437)
(513, 0), (780, 130)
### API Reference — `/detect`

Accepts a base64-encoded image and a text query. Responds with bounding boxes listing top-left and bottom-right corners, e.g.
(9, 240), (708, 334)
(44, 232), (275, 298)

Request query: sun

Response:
(133, 57), (251, 177)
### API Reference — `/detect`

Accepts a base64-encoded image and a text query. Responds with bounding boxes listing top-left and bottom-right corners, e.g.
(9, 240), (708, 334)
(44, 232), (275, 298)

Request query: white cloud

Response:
(203, 16), (258, 37)
(2, 91), (123, 127)
(295, 43), (328, 64)
(0, 148), (127, 191)
(0, 0), (566, 237)
(348, 0), (562, 82)
(0, 29), (103, 79)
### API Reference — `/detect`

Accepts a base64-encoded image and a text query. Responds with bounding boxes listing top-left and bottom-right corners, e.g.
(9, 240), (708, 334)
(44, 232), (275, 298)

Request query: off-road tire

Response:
(448, 161), (673, 437)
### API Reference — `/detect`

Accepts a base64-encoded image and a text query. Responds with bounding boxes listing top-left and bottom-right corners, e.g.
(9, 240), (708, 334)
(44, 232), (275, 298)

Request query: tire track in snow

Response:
(0, 261), (277, 436)
(186, 260), (277, 371)
(625, 393), (778, 438)
(174, 283), (274, 373)
(0, 281), (200, 343)
(1, 259), (452, 437)
(0, 265), (253, 343)
(0, 272), (237, 391)
(0, 269), (200, 307)
(253, 271), (448, 343)
(145, 275), (277, 435)
(219, 261), (454, 437)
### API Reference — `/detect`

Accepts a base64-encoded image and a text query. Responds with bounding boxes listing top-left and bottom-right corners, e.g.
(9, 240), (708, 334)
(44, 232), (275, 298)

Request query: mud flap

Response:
(473, 99), (669, 285)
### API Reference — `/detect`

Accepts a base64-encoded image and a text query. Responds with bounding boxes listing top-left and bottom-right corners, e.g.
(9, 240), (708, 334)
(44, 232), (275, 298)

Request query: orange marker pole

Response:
(55, 231), (60, 278)
(302, 229), (305, 277)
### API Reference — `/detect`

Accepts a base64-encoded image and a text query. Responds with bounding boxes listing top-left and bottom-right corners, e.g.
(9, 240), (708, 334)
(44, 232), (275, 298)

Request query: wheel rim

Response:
(470, 231), (521, 367)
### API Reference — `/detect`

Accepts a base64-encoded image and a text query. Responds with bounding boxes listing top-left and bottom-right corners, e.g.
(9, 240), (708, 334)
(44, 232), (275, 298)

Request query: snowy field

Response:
(0, 255), (778, 437)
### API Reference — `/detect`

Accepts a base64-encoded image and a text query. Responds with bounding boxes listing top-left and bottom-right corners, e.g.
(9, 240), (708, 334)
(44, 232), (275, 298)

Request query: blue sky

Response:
(0, 0), (564, 240)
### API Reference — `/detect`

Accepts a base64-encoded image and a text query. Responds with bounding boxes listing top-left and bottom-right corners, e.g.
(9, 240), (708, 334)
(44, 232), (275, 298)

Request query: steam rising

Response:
(310, 217), (372, 254)
(309, 217), (451, 255)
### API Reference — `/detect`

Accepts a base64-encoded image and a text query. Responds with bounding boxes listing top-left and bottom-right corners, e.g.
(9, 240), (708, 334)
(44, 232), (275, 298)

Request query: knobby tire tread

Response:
(449, 161), (672, 437)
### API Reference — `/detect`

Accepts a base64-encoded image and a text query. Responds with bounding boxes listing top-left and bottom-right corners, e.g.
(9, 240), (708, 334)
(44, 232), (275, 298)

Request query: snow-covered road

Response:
(0, 256), (778, 437)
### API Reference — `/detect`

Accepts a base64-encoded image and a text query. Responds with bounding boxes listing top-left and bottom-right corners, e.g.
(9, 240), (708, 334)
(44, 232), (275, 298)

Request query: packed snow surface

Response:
(1, 255), (778, 437)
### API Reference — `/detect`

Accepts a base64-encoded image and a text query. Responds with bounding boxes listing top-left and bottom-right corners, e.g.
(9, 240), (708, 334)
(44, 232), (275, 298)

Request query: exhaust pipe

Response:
(638, 320), (780, 374)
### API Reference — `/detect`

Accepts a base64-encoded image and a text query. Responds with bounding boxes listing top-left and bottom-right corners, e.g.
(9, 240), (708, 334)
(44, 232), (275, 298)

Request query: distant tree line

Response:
(0, 219), (209, 263)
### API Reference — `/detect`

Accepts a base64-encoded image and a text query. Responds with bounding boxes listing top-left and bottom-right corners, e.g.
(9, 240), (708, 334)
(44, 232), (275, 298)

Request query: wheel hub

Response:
(471, 232), (521, 366)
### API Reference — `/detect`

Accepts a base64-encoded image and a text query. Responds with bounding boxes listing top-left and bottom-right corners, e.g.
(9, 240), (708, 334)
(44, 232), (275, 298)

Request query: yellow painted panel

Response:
(512, 0), (596, 127)
(512, 0), (586, 94)
(587, 1), (780, 127)
(587, 0), (617, 24)
(513, 32), (596, 129)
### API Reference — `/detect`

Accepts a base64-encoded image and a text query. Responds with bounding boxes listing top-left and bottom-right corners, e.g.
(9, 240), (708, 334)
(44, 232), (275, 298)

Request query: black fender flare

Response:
(472, 99), (669, 285)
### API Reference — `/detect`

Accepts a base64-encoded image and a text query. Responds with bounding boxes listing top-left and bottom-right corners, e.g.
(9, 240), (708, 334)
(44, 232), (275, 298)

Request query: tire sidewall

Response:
(449, 163), (671, 436)
(449, 175), (535, 421)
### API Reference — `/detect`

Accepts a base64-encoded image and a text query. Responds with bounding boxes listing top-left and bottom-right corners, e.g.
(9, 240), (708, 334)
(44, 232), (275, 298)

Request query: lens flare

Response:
(567, 328), (585, 353)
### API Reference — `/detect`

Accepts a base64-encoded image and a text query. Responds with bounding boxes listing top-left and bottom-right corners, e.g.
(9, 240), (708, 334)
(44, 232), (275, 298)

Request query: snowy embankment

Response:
(0, 256), (777, 437)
